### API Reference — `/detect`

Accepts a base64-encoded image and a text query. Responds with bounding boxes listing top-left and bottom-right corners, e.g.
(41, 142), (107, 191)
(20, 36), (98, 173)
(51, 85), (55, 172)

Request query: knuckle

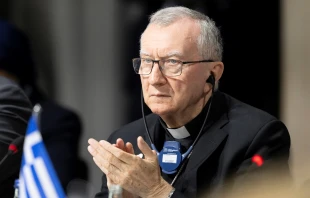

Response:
(123, 171), (132, 182)
(91, 148), (98, 155)
(114, 151), (123, 159)
(106, 153), (113, 162)
(136, 157), (142, 165)
(136, 158), (144, 168)
(121, 174), (129, 186)
(123, 170), (129, 179)
(101, 160), (107, 169)
(107, 171), (118, 184)
(127, 168), (133, 176)
(111, 156), (118, 165)
(107, 163), (113, 171)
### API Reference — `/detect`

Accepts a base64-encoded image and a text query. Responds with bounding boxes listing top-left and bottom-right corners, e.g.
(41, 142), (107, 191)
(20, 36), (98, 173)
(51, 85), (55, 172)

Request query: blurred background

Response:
(0, 0), (309, 195)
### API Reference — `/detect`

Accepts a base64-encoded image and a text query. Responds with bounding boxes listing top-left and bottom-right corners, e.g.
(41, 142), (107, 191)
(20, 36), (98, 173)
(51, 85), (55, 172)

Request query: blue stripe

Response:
(32, 141), (65, 196)
(31, 164), (46, 198)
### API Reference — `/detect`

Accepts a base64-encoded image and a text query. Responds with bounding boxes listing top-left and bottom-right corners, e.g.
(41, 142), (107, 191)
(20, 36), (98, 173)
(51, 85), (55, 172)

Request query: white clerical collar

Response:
(166, 126), (190, 139)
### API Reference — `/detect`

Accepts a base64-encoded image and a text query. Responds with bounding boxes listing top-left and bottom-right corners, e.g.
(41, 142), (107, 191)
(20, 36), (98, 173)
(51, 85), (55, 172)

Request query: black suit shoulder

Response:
(223, 93), (287, 143)
(0, 76), (32, 197)
(0, 76), (32, 125)
(225, 92), (277, 126)
(219, 93), (290, 177)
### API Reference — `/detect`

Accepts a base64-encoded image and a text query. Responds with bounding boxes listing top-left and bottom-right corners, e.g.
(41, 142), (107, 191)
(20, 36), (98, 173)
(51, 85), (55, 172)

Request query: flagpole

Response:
(32, 104), (42, 130)
(19, 103), (67, 198)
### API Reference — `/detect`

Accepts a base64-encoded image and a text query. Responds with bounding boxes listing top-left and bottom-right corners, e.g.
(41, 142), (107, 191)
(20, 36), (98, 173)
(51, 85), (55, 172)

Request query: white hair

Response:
(146, 6), (223, 61)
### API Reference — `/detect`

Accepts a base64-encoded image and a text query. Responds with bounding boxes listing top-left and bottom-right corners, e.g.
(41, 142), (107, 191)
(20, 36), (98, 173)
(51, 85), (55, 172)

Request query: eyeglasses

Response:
(132, 58), (214, 77)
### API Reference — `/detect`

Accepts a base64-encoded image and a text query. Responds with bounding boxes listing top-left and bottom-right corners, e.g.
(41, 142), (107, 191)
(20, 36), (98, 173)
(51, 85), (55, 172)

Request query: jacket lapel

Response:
(185, 115), (229, 172)
(183, 91), (230, 174)
(177, 116), (229, 197)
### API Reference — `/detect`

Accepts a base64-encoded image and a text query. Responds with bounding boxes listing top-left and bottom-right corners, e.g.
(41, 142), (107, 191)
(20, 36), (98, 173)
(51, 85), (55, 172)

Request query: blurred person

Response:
(88, 6), (291, 198)
(0, 19), (88, 192)
(0, 76), (31, 197)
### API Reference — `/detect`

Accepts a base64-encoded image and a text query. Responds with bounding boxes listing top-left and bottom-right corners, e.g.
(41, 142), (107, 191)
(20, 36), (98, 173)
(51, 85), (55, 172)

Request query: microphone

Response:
(0, 136), (24, 167)
(251, 154), (264, 167)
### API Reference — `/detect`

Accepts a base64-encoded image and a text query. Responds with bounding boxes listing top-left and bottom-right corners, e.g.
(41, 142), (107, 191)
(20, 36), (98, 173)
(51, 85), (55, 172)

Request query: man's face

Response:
(140, 19), (212, 118)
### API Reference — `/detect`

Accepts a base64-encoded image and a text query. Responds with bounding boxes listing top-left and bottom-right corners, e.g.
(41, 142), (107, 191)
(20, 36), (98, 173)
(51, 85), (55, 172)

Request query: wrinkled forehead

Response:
(140, 19), (200, 57)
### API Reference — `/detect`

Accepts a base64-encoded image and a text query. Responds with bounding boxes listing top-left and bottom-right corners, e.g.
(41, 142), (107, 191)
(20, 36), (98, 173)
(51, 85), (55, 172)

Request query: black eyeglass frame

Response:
(132, 58), (215, 77)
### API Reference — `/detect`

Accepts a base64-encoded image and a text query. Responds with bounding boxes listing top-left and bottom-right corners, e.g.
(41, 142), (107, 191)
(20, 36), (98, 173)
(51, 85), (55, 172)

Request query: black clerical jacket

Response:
(95, 91), (291, 198)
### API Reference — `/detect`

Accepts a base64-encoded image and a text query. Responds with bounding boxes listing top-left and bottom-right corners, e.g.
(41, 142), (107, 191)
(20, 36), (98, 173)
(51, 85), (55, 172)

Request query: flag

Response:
(19, 105), (66, 198)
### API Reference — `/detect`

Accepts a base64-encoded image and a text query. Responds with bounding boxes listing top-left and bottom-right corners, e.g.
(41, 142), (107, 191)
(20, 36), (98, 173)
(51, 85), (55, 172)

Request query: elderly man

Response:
(88, 6), (291, 198)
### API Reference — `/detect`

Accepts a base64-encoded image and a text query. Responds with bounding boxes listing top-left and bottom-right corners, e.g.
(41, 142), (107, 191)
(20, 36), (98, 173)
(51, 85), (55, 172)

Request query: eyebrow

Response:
(139, 50), (183, 58)
(165, 51), (182, 57)
(140, 50), (150, 56)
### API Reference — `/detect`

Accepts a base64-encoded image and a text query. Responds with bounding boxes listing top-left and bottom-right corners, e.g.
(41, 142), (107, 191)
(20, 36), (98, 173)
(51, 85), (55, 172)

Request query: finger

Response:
(88, 138), (108, 158)
(116, 138), (125, 150)
(88, 144), (108, 169)
(93, 157), (120, 184)
(137, 136), (156, 160)
(125, 142), (135, 154)
(88, 144), (99, 157)
(88, 145), (94, 154)
(99, 140), (135, 164)
(91, 149), (124, 179)
(88, 141), (126, 173)
(93, 156), (108, 175)
(88, 138), (100, 150)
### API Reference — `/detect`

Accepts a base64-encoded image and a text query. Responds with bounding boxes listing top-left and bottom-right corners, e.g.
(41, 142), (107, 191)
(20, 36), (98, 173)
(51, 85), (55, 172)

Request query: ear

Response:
(210, 62), (224, 83)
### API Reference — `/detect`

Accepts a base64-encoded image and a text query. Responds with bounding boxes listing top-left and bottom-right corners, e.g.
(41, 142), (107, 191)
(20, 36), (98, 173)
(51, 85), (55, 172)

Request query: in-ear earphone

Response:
(206, 72), (215, 87)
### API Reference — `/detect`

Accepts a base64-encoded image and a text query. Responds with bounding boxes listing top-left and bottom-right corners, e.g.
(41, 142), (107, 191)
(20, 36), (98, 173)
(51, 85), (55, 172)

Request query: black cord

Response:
(0, 153), (10, 166)
(141, 84), (215, 186)
(171, 89), (214, 186)
(141, 90), (153, 144)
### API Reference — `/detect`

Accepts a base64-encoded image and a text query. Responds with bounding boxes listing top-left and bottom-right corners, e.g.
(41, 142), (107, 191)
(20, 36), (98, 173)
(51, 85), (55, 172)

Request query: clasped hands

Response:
(88, 136), (173, 198)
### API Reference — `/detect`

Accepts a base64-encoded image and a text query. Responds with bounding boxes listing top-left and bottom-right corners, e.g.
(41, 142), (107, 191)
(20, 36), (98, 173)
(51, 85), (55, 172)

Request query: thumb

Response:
(137, 136), (156, 160)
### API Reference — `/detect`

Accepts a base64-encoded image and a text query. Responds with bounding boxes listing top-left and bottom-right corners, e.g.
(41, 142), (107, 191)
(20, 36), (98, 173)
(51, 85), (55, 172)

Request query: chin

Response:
(148, 104), (175, 116)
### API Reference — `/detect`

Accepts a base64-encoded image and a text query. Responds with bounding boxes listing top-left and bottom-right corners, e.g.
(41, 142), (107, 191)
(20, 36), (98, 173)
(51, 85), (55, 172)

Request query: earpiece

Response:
(206, 72), (215, 87)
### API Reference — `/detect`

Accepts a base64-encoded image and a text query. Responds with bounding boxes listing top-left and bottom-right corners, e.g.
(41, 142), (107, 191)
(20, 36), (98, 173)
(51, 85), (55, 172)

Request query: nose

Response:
(148, 62), (167, 86)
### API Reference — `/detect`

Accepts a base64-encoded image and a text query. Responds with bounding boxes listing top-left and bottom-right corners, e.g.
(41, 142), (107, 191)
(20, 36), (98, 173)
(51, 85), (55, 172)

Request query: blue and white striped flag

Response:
(19, 105), (66, 198)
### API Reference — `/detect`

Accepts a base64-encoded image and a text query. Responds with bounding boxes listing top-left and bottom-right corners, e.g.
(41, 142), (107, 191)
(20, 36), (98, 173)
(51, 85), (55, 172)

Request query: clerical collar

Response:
(160, 96), (212, 140)
(166, 126), (190, 139)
